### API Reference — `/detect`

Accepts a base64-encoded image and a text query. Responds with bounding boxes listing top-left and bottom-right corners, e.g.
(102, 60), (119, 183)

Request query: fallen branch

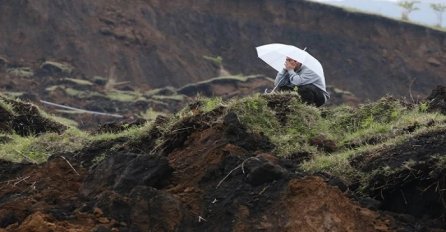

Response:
(40, 100), (123, 118)
(216, 164), (241, 189)
(171, 127), (194, 133)
(216, 157), (260, 189)
(61, 156), (80, 176)
(13, 176), (30, 186)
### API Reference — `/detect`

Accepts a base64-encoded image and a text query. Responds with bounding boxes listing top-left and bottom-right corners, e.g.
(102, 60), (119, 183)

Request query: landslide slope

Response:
(0, 0), (445, 102)
(1, 92), (446, 231)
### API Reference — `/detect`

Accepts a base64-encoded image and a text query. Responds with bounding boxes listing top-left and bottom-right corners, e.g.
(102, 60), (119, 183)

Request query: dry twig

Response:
(216, 164), (241, 189)
(13, 176), (30, 186)
(216, 157), (261, 189)
(61, 156), (80, 176)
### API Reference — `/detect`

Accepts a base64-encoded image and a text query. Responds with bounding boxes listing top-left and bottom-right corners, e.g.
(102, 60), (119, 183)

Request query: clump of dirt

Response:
(263, 93), (300, 125)
(351, 128), (446, 229)
(223, 111), (274, 152)
(82, 153), (173, 196)
(0, 95), (66, 136)
(0, 157), (97, 231)
(309, 134), (338, 152)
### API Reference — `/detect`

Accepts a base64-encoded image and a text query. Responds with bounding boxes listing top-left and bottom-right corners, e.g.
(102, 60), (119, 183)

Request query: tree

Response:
(431, 3), (446, 27)
(397, 1), (420, 21)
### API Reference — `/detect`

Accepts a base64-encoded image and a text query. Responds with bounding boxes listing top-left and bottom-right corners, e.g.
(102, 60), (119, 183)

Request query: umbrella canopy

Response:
(256, 43), (324, 79)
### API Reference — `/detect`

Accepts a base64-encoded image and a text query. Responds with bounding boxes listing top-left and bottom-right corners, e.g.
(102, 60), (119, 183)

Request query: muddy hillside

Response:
(0, 57), (354, 130)
(1, 90), (446, 231)
(0, 56), (277, 129)
(0, 0), (445, 102)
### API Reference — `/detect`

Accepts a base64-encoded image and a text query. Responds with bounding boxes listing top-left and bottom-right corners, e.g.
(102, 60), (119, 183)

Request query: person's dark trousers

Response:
(278, 84), (326, 107)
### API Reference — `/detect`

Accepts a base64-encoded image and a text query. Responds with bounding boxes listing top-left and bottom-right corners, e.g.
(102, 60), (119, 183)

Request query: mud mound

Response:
(0, 96), (66, 136)
(0, 157), (96, 231)
(90, 118), (146, 134)
(263, 94), (300, 125)
(153, 106), (273, 157)
(351, 129), (446, 228)
(0, 105), (442, 231)
(82, 153), (172, 195)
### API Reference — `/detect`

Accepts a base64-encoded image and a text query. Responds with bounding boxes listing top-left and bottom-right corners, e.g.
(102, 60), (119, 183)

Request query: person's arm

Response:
(274, 69), (287, 86)
(288, 68), (318, 86)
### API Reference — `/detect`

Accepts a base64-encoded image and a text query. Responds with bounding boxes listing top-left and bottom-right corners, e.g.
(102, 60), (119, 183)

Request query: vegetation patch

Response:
(151, 94), (185, 101)
(105, 90), (145, 102)
(40, 61), (74, 74)
(7, 67), (34, 78)
(63, 78), (94, 86)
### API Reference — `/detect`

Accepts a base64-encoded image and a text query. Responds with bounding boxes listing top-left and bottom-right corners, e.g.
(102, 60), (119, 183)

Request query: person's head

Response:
(286, 57), (302, 70)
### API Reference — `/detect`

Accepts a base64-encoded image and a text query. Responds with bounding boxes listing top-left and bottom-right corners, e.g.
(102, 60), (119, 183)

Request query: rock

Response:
(39, 61), (74, 75)
(93, 76), (108, 85)
(243, 154), (288, 186)
(427, 57), (441, 66)
(93, 207), (104, 217)
(97, 217), (110, 224)
(6, 67), (34, 78)
(82, 153), (173, 195)
(223, 111), (274, 152)
(309, 134), (337, 152)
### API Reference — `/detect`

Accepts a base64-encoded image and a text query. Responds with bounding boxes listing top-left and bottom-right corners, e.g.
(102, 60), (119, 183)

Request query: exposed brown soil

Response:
(1, 0), (446, 230)
(1, 95), (445, 231)
(0, 61), (283, 130)
(351, 128), (446, 229)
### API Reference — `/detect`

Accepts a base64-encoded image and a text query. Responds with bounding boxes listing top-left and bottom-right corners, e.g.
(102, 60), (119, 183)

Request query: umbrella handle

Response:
(265, 72), (288, 94)
(264, 84), (279, 94)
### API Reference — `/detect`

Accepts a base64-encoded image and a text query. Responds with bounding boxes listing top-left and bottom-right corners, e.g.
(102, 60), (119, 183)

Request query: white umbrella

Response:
(256, 43), (324, 79)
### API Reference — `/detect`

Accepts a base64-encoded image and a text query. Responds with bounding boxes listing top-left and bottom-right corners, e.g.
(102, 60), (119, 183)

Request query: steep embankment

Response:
(0, 0), (445, 101)
(1, 92), (446, 231)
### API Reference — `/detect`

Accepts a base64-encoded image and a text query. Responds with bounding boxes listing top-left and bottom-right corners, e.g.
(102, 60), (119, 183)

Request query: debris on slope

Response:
(351, 128), (446, 229)
(0, 95), (66, 136)
(0, 94), (445, 231)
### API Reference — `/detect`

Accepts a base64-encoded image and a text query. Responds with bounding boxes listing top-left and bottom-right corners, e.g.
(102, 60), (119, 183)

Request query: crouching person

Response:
(274, 57), (329, 107)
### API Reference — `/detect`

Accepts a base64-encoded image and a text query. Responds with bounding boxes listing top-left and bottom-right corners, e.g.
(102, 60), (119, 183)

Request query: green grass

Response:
(203, 55), (223, 66)
(227, 93), (319, 155)
(138, 108), (167, 121)
(151, 94), (185, 101)
(0, 128), (88, 163)
(0, 119), (157, 164)
(7, 67), (34, 78)
(40, 61), (73, 74)
(105, 90), (145, 102)
(4, 92), (24, 98)
(64, 87), (88, 98)
(0, 97), (16, 115)
(63, 78), (94, 86)
(2, 91), (446, 194)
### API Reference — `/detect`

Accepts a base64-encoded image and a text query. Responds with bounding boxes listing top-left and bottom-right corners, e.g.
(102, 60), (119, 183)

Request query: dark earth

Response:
(0, 92), (445, 231)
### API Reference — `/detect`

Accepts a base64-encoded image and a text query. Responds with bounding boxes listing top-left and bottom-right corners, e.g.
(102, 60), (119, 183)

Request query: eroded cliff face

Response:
(0, 0), (445, 101)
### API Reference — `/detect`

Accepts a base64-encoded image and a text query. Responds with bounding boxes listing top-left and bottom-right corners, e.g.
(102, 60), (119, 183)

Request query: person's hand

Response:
(285, 59), (297, 71)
